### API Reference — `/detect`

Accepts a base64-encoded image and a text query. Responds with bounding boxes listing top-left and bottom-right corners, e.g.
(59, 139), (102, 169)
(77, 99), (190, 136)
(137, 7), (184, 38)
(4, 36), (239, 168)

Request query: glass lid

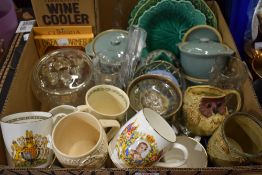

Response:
(32, 48), (93, 95)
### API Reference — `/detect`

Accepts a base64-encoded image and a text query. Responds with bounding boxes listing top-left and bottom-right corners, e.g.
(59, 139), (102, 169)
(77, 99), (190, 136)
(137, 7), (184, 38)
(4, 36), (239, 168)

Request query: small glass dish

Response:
(127, 74), (183, 120)
(31, 48), (93, 109)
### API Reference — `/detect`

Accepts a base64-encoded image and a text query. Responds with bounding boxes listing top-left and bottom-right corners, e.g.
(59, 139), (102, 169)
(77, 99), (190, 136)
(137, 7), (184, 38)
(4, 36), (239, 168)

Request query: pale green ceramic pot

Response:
(178, 38), (234, 79)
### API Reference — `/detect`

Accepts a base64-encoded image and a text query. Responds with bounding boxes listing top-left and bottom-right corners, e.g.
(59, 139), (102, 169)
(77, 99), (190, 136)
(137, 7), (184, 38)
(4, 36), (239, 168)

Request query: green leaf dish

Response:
(128, 0), (161, 27)
(137, 0), (206, 57)
(186, 0), (217, 28)
(130, 0), (146, 18)
(128, 0), (217, 29)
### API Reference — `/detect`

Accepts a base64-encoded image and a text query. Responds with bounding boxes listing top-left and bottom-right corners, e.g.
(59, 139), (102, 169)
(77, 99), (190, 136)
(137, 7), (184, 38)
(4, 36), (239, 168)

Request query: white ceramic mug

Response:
(1, 112), (53, 168)
(109, 108), (188, 168)
(51, 111), (120, 168)
(77, 84), (130, 121)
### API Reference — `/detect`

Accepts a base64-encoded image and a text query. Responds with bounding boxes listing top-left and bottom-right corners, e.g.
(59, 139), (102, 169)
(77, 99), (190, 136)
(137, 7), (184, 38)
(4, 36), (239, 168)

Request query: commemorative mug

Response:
(109, 108), (188, 168)
(77, 84), (130, 121)
(1, 112), (54, 168)
(182, 85), (242, 136)
(51, 112), (120, 168)
(207, 112), (262, 166)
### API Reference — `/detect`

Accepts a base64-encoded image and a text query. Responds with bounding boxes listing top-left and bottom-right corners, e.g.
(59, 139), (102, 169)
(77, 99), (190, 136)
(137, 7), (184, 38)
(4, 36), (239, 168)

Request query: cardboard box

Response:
(95, 0), (139, 32)
(33, 26), (93, 35)
(31, 0), (96, 27)
(0, 1), (262, 173)
(33, 26), (94, 56)
(31, 0), (140, 34)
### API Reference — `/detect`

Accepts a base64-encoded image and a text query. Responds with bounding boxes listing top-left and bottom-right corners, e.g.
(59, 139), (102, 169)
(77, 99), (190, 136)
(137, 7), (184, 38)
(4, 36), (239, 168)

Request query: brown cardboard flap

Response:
(95, 0), (138, 32)
(242, 79), (262, 119)
(1, 33), (41, 116)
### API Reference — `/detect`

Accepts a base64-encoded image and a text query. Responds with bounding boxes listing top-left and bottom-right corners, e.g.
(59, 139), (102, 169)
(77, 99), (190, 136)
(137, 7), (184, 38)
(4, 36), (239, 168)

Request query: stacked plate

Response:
(129, 0), (217, 57)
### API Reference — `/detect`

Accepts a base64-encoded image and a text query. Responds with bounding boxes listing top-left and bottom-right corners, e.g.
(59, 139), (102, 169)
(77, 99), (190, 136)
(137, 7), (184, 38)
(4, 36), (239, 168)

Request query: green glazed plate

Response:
(187, 0), (217, 28)
(128, 0), (161, 27)
(129, 0), (217, 29)
(137, 0), (206, 56)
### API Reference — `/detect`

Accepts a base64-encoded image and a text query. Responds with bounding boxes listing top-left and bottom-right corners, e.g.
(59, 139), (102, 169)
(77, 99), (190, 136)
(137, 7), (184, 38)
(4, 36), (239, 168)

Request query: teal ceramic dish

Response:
(178, 38), (234, 79)
(92, 29), (128, 55)
(85, 40), (95, 57)
(137, 0), (206, 57)
(182, 72), (209, 86)
(182, 25), (222, 43)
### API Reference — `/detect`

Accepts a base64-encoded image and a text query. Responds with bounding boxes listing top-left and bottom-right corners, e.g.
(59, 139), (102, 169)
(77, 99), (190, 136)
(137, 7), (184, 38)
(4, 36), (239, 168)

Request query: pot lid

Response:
(32, 48), (93, 95)
(179, 38), (234, 56)
(92, 29), (128, 55)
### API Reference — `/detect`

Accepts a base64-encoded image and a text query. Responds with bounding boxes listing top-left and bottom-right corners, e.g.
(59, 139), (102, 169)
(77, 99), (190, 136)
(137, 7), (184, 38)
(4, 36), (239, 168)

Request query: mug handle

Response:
(99, 119), (120, 141)
(154, 143), (188, 168)
(52, 113), (67, 125)
(76, 105), (91, 113)
(224, 89), (242, 112)
(50, 105), (76, 124)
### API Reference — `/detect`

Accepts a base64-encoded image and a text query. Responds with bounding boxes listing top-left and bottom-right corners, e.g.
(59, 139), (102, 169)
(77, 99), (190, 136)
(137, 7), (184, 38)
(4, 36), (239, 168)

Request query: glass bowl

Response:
(31, 48), (93, 109)
(127, 74), (183, 120)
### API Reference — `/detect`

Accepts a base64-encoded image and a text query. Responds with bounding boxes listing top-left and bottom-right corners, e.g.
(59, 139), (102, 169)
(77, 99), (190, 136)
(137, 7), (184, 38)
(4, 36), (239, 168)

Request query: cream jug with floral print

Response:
(182, 85), (242, 136)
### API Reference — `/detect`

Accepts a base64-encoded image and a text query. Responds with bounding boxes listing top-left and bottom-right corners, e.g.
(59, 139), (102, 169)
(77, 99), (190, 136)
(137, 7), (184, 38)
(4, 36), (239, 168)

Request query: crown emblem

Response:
(11, 130), (50, 167)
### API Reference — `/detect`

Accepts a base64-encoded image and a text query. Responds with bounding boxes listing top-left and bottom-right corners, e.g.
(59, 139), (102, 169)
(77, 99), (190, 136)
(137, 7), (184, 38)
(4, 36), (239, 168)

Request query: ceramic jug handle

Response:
(154, 143), (188, 168)
(99, 119), (120, 141)
(225, 90), (242, 112)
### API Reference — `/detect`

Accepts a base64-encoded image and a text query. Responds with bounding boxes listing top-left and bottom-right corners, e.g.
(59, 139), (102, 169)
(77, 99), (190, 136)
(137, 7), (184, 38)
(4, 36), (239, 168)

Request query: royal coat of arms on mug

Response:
(11, 130), (51, 167)
(1, 112), (54, 168)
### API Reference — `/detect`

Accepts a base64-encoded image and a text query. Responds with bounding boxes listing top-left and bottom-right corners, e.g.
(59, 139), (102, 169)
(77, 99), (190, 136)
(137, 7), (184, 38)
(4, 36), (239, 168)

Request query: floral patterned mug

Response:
(183, 85), (242, 136)
(109, 108), (188, 168)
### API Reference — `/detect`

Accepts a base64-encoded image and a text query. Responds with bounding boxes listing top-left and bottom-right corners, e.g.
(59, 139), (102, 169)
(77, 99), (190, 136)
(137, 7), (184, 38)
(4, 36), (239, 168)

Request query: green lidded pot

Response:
(92, 29), (128, 56)
(178, 38), (234, 79)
